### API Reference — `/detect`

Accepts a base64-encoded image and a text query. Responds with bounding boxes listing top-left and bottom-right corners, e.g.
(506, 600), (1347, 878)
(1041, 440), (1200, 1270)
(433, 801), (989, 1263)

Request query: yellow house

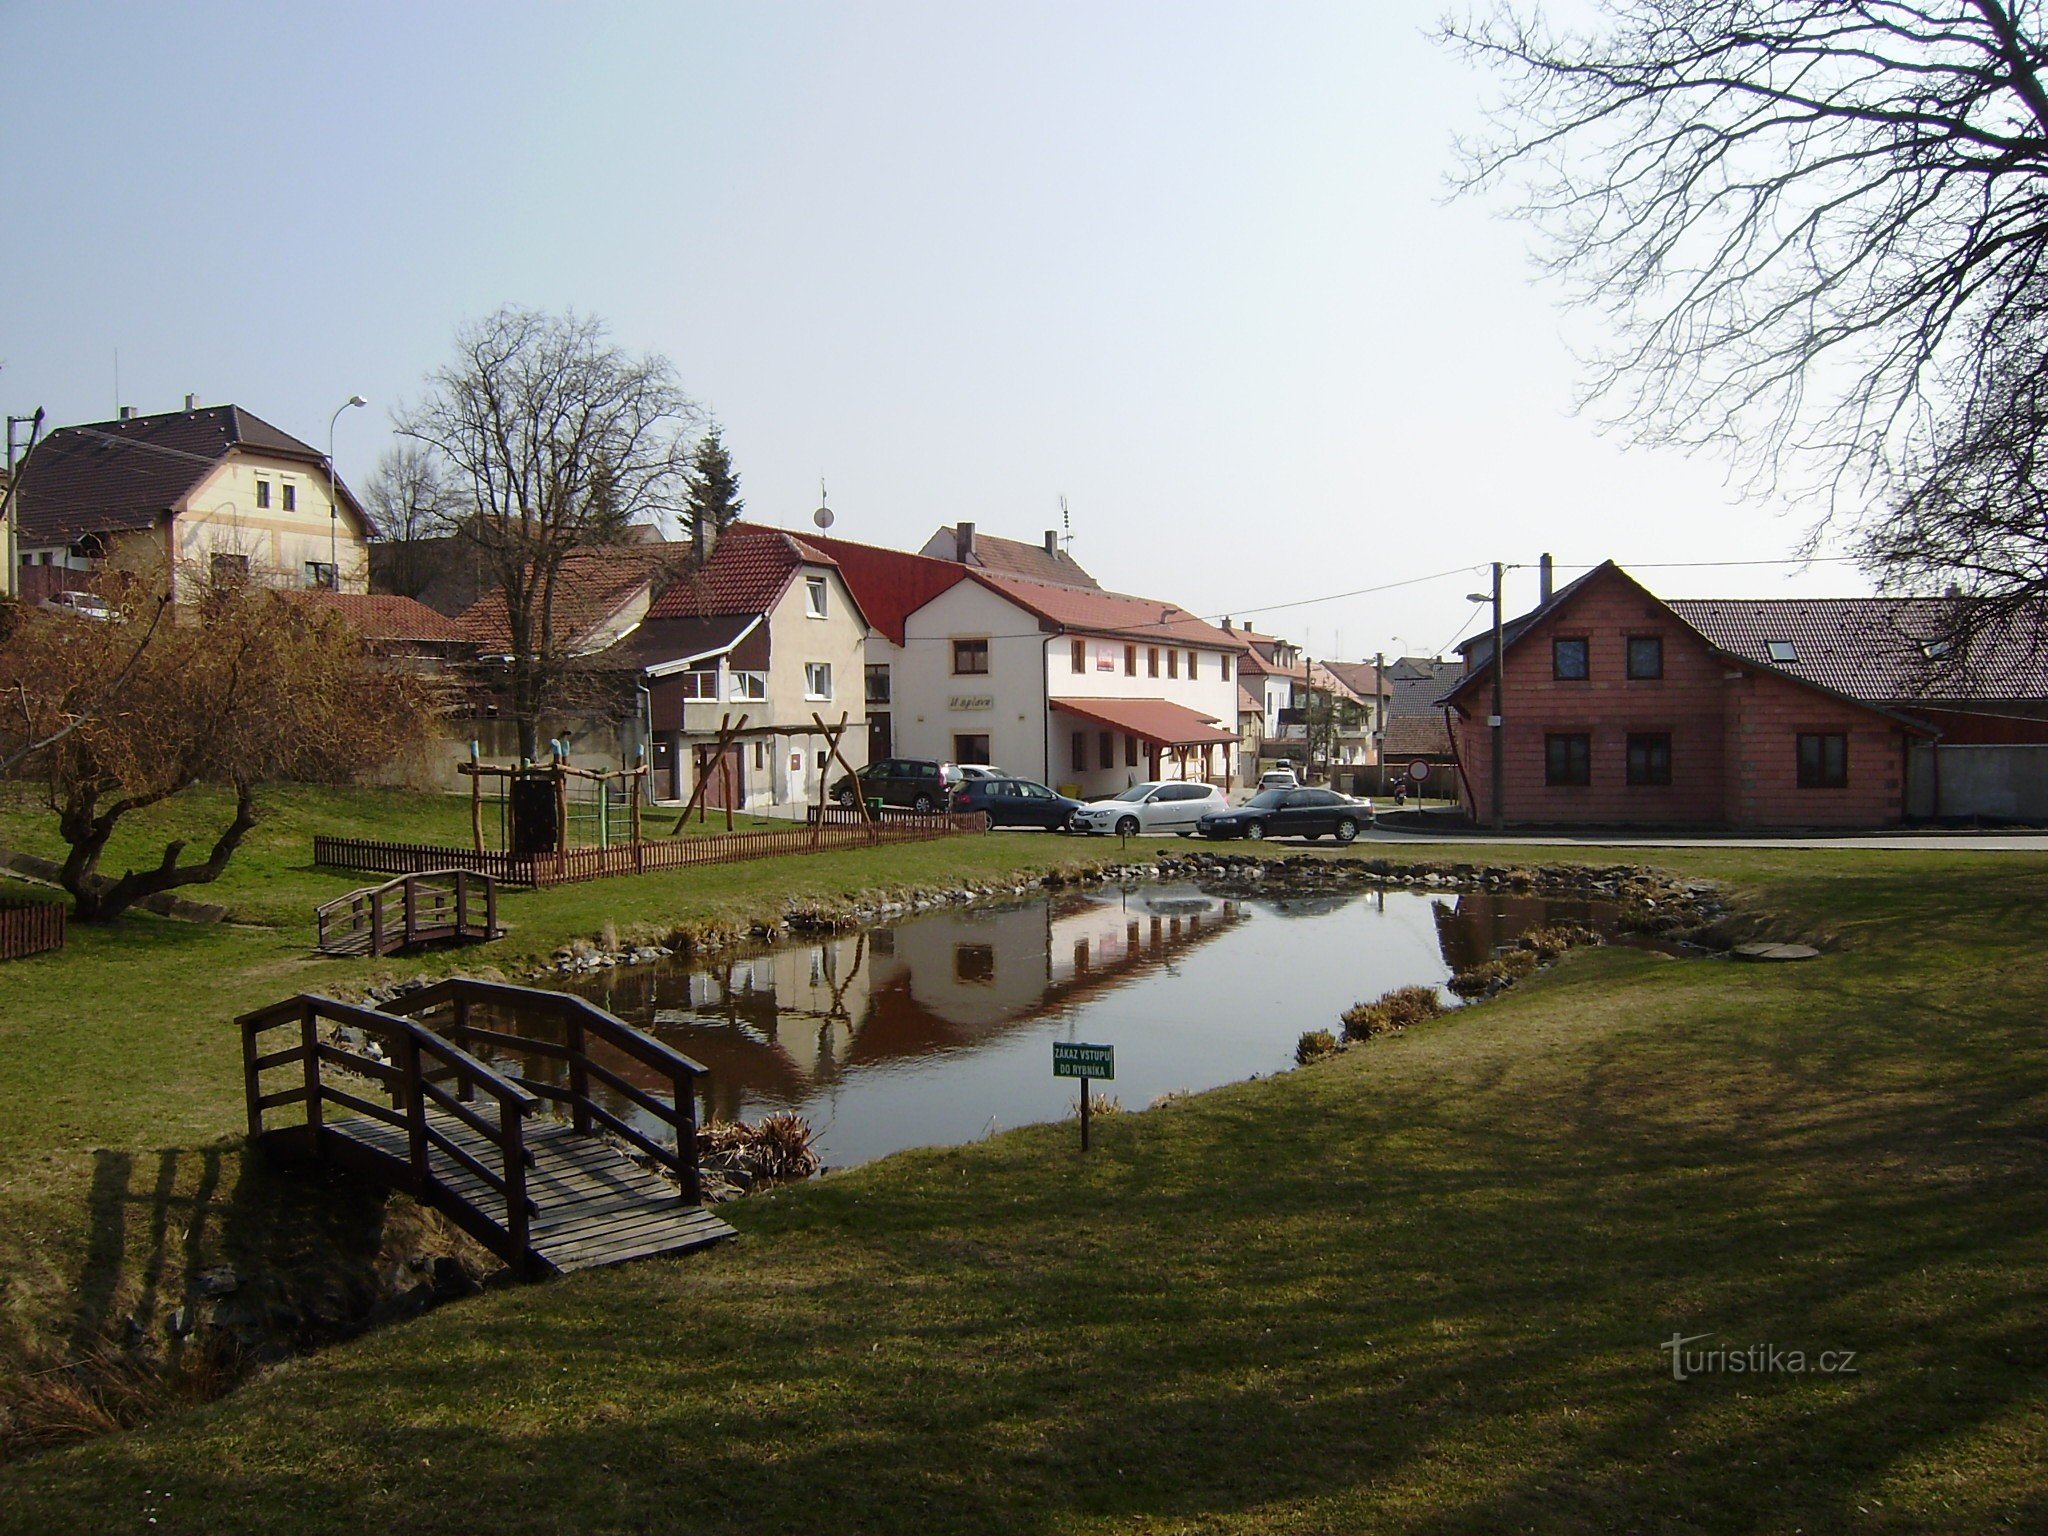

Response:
(10, 402), (374, 602)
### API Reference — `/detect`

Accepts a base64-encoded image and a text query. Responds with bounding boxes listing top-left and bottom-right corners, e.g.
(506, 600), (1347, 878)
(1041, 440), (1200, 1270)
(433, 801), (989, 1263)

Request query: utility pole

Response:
(1488, 561), (1505, 831)
(5, 410), (46, 601)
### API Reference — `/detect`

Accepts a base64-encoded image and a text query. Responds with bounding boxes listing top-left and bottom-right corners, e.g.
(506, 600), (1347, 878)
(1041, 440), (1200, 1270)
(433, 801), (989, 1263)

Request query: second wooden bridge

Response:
(315, 870), (502, 958)
(239, 977), (735, 1276)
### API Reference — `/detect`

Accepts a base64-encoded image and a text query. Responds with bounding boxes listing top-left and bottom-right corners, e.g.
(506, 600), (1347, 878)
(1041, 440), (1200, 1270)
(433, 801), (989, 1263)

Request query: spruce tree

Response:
(683, 426), (744, 552)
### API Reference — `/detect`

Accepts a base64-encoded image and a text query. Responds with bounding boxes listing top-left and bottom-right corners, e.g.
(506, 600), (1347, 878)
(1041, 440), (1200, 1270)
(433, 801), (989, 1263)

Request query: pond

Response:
(497, 882), (1632, 1169)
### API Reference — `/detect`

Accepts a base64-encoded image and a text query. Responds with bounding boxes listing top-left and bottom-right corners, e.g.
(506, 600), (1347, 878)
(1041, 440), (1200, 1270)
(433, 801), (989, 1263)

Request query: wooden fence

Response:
(313, 808), (987, 888)
(0, 897), (66, 961)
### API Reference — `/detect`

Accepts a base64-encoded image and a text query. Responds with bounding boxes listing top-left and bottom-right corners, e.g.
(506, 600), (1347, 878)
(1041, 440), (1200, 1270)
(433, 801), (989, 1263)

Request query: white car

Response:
(1069, 781), (1229, 837)
(42, 590), (114, 621)
(950, 764), (1006, 782)
(1257, 768), (1299, 791)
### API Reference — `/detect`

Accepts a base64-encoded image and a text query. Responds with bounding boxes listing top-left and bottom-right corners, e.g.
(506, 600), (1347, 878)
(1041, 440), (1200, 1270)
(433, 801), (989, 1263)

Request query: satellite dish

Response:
(813, 506), (835, 529)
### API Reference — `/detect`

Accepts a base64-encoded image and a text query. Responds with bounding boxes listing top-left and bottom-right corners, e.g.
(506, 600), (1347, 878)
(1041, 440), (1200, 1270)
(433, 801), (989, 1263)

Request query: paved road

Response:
(1058, 826), (2048, 852)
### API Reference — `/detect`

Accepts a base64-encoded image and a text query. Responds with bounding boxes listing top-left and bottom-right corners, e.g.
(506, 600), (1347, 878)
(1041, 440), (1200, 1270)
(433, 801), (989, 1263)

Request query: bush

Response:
(1448, 948), (1543, 998)
(1516, 924), (1598, 960)
(1340, 984), (1448, 1042)
(1295, 1029), (1341, 1065)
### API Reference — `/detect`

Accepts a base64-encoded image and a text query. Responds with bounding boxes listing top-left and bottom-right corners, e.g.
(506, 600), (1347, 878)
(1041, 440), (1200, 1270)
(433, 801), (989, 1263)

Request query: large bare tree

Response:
(362, 442), (463, 600)
(397, 307), (700, 758)
(1445, 1), (2048, 615)
(1, 582), (429, 922)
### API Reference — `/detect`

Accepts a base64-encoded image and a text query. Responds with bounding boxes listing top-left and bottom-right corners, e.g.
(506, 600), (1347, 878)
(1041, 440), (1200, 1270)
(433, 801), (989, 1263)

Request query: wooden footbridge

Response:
(239, 978), (734, 1276)
(315, 870), (503, 958)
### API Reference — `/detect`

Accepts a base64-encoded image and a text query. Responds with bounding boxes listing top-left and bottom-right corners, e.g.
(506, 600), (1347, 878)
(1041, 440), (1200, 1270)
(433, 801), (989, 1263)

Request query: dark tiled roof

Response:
(13, 405), (367, 544)
(923, 525), (1100, 588)
(1668, 597), (2048, 703)
(971, 570), (1246, 651)
(1386, 659), (1463, 717)
(793, 530), (967, 646)
(1383, 713), (1453, 758)
(284, 591), (470, 644)
(459, 546), (673, 654)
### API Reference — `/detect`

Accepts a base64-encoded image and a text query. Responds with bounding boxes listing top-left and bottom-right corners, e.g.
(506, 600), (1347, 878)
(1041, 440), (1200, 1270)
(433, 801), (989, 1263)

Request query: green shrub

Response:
(1295, 1029), (1341, 1065)
(1340, 984), (1447, 1042)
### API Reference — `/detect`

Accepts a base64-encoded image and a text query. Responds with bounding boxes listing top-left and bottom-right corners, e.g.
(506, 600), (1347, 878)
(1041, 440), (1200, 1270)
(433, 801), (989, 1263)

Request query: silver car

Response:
(1069, 781), (1229, 836)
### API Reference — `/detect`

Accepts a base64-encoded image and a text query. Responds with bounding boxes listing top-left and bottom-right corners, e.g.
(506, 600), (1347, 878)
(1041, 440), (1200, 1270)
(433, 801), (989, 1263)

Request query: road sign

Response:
(1408, 760), (1431, 783)
(1052, 1042), (1114, 1080)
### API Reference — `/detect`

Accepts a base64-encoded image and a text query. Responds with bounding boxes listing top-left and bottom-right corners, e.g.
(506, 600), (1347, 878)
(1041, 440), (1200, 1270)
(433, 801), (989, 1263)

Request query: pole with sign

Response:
(1052, 1041), (1115, 1150)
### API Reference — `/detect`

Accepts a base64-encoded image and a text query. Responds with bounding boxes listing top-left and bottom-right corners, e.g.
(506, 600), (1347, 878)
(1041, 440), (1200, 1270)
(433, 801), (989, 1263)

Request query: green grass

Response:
(0, 784), (2044, 1531)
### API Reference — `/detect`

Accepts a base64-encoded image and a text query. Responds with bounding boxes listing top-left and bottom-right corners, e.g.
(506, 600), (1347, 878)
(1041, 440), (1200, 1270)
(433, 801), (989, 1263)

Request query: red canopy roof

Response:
(1051, 696), (1238, 747)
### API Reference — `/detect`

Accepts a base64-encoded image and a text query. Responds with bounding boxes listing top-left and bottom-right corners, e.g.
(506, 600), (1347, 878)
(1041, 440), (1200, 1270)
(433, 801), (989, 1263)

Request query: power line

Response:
(1552, 555), (1864, 572)
(1205, 562), (1486, 623)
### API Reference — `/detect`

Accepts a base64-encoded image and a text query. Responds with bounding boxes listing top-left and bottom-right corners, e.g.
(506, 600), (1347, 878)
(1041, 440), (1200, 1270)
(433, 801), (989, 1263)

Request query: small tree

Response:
(682, 424), (744, 557)
(0, 582), (429, 922)
(398, 306), (700, 759)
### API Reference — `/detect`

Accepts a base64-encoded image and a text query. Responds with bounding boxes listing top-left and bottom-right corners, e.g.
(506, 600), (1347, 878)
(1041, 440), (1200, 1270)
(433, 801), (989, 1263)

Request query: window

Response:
(954, 944), (996, 984)
(281, 482), (297, 512)
(1626, 733), (1672, 786)
(954, 733), (991, 763)
(865, 664), (891, 704)
(1626, 636), (1664, 680)
(1167, 649), (1179, 679)
(1797, 733), (1848, 788)
(753, 741), (767, 770)
(805, 575), (828, 618)
(953, 638), (990, 675)
(804, 662), (833, 700)
(1545, 733), (1591, 786)
(210, 551), (250, 587)
(1553, 637), (1590, 680)
(1124, 644), (1137, 676)
(304, 561), (336, 589)
(1148, 647), (1160, 677)
(728, 671), (767, 701)
(1125, 733), (1139, 767)
(254, 480), (271, 509)
(1221, 654), (1232, 682)
(1098, 730), (1113, 770)
(1187, 650), (1198, 679)
(1071, 638), (1086, 672)
(1071, 731), (1087, 772)
(679, 670), (718, 699)
(1767, 640), (1799, 664)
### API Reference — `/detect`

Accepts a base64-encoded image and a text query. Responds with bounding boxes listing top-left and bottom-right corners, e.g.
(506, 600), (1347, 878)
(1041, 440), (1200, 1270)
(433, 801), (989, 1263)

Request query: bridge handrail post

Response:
(241, 1013), (264, 1141)
(369, 888), (384, 958)
(400, 1030), (429, 1194)
(670, 1063), (702, 1204)
(568, 1011), (591, 1135)
(454, 872), (468, 937)
(451, 994), (475, 1102)
(403, 875), (418, 949)
(503, 1100), (532, 1277)
(300, 1000), (324, 1143)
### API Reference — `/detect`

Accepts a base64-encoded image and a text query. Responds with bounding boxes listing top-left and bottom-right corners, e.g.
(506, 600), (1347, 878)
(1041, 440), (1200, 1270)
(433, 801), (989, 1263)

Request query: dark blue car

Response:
(949, 776), (1084, 830)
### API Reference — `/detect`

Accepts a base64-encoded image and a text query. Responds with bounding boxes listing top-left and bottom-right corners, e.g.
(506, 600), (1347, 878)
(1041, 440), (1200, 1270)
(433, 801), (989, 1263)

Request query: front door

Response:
(868, 712), (892, 762)
(697, 744), (746, 810)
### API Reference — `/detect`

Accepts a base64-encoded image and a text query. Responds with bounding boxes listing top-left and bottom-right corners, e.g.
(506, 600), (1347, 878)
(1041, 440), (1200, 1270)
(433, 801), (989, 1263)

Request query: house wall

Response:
(896, 581), (1051, 779)
(1046, 631), (1242, 798)
(169, 454), (372, 596)
(1907, 744), (2048, 820)
(1451, 574), (1910, 828)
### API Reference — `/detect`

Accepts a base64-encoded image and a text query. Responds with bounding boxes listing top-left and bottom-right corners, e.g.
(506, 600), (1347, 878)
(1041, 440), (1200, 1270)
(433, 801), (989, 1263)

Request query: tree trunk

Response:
(63, 783), (260, 923)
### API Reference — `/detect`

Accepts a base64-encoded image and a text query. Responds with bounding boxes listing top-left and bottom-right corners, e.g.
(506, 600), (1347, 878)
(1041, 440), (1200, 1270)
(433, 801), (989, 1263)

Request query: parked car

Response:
(1257, 767), (1299, 791)
(829, 758), (952, 812)
(41, 590), (114, 621)
(1198, 786), (1369, 843)
(949, 776), (1083, 830)
(950, 763), (1006, 783)
(1069, 781), (1229, 837)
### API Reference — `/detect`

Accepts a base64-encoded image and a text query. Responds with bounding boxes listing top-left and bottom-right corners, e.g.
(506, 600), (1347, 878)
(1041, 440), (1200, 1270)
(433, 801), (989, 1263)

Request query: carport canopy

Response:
(1050, 697), (1238, 748)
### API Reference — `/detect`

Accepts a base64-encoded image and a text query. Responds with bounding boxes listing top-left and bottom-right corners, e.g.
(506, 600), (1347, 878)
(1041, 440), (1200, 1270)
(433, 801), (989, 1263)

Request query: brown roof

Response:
(1317, 660), (1385, 701)
(1050, 696), (1238, 747)
(1383, 713), (1453, 759)
(645, 523), (852, 623)
(459, 546), (674, 655)
(1238, 683), (1263, 715)
(973, 571), (1245, 651)
(923, 525), (1100, 588)
(284, 591), (470, 644)
(13, 405), (371, 545)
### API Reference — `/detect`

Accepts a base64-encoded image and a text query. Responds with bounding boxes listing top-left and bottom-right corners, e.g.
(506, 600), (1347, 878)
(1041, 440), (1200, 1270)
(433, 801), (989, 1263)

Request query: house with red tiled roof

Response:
(1441, 562), (2048, 829)
(282, 590), (475, 670)
(917, 522), (1099, 589)
(9, 403), (375, 602)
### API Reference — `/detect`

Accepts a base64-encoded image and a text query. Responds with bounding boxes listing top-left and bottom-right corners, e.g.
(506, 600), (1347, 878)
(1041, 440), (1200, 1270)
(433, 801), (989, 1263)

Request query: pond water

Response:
(493, 883), (1629, 1169)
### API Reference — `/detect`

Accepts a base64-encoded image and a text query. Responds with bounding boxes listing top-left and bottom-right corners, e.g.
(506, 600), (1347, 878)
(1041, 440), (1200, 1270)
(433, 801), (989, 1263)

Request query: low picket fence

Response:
(0, 897), (66, 961)
(313, 808), (986, 888)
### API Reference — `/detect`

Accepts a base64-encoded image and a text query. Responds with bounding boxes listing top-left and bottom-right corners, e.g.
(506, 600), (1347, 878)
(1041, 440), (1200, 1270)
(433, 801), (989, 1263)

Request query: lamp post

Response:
(1466, 563), (1505, 831)
(326, 395), (367, 590)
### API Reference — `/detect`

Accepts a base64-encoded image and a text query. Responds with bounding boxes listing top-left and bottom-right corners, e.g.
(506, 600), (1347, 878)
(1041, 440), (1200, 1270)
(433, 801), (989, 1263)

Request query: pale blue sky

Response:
(0, 2), (1874, 658)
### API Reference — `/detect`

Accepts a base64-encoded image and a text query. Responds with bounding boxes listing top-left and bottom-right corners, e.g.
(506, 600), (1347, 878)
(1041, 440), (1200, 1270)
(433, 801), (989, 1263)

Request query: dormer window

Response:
(1766, 640), (1798, 664)
(805, 575), (828, 618)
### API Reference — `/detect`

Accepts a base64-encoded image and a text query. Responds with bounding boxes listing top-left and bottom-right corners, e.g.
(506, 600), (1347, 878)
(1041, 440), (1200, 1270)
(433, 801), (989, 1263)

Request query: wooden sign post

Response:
(1053, 1041), (1115, 1151)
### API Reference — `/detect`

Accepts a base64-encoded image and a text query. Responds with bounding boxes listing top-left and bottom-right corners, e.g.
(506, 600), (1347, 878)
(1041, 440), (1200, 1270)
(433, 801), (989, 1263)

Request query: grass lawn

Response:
(0, 783), (2044, 1531)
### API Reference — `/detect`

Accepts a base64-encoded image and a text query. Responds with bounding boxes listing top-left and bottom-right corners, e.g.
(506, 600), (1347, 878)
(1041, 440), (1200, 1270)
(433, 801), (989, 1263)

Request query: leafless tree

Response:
(0, 581), (429, 922)
(363, 443), (462, 599)
(397, 307), (700, 758)
(1445, 1), (2048, 611)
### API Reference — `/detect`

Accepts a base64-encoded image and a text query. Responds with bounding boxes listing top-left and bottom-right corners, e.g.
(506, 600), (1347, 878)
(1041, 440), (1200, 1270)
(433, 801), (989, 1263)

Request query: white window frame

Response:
(804, 662), (833, 700)
(728, 670), (768, 702)
(805, 575), (828, 619)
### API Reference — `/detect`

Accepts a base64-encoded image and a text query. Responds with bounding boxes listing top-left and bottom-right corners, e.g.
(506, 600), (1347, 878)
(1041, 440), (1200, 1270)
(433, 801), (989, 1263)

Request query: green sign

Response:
(1053, 1042), (1114, 1080)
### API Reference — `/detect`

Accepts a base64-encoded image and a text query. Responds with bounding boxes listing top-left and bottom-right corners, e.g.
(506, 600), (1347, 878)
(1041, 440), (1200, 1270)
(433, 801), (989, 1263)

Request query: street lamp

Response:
(1465, 563), (1505, 831)
(327, 395), (367, 590)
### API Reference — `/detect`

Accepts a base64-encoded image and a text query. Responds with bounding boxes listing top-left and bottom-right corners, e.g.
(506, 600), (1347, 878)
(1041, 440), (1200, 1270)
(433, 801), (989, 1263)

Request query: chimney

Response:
(1044, 529), (1058, 557)
(184, 393), (199, 412)
(955, 521), (976, 563)
(117, 405), (135, 421)
(1539, 552), (1554, 604)
(1223, 616), (1233, 631)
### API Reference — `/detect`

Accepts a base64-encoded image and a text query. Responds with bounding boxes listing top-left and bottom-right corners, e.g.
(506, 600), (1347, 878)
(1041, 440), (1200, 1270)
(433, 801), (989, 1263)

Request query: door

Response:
(868, 712), (892, 763)
(697, 743), (745, 811)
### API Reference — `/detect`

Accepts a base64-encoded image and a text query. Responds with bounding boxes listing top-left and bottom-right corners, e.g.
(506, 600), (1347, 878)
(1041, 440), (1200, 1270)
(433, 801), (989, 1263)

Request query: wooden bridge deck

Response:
(328, 1102), (734, 1273)
(316, 869), (502, 959)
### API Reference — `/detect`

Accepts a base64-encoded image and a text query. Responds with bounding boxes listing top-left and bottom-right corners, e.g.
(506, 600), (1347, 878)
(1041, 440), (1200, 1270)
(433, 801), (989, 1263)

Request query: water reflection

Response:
(488, 883), (1632, 1168)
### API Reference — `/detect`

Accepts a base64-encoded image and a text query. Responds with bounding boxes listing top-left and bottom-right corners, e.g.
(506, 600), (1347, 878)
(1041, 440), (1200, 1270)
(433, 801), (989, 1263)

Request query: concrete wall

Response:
(1907, 744), (2048, 821)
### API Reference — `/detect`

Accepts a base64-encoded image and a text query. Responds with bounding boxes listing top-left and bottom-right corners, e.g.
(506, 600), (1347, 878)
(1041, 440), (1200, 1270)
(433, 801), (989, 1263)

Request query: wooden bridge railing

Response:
(315, 869), (500, 957)
(237, 993), (542, 1271)
(378, 977), (708, 1205)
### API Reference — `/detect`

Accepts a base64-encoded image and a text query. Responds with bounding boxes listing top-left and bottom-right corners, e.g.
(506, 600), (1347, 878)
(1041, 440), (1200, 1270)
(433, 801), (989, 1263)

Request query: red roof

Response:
(285, 591), (469, 644)
(793, 530), (967, 646)
(1051, 696), (1238, 747)
(459, 546), (672, 654)
(970, 571), (1246, 651)
(645, 523), (856, 624)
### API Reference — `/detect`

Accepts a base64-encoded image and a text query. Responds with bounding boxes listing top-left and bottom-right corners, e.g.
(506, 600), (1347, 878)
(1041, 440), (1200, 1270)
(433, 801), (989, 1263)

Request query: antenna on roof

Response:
(813, 478), (834, 530)
(1059, 494), (1072, 552)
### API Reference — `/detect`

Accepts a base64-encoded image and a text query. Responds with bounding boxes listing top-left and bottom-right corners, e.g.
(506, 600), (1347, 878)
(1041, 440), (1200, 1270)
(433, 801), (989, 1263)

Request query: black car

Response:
(1197, 786), (1369, 843)
(830, 758), (950, 812)
(949, 777), (1084, 830)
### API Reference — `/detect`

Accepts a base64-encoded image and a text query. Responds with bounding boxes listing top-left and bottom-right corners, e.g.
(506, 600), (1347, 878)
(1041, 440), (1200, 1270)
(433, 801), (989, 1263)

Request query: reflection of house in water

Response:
(551, 886), (1244, 1121)
(1429, 893), (1616, 974)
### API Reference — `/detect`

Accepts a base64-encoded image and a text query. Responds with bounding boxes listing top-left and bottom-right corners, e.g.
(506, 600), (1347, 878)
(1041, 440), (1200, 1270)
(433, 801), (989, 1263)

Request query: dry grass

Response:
(1340, 983), (1448, 1041)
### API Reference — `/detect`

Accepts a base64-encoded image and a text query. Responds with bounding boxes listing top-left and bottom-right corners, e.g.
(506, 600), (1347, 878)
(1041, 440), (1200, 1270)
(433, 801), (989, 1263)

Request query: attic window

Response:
(805, 575), (827, 619)
(1920, 637), (1954, 660)
(1766, 640), (1798, 664)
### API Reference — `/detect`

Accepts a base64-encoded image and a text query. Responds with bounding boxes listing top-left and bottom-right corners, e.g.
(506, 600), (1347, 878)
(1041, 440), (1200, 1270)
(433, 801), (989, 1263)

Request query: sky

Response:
(0, 1), (1881, 661)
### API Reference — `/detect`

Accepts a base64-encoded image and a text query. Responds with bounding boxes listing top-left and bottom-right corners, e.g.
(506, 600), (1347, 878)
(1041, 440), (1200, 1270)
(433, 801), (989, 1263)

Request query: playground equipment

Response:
(458, 741), (649, 856)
